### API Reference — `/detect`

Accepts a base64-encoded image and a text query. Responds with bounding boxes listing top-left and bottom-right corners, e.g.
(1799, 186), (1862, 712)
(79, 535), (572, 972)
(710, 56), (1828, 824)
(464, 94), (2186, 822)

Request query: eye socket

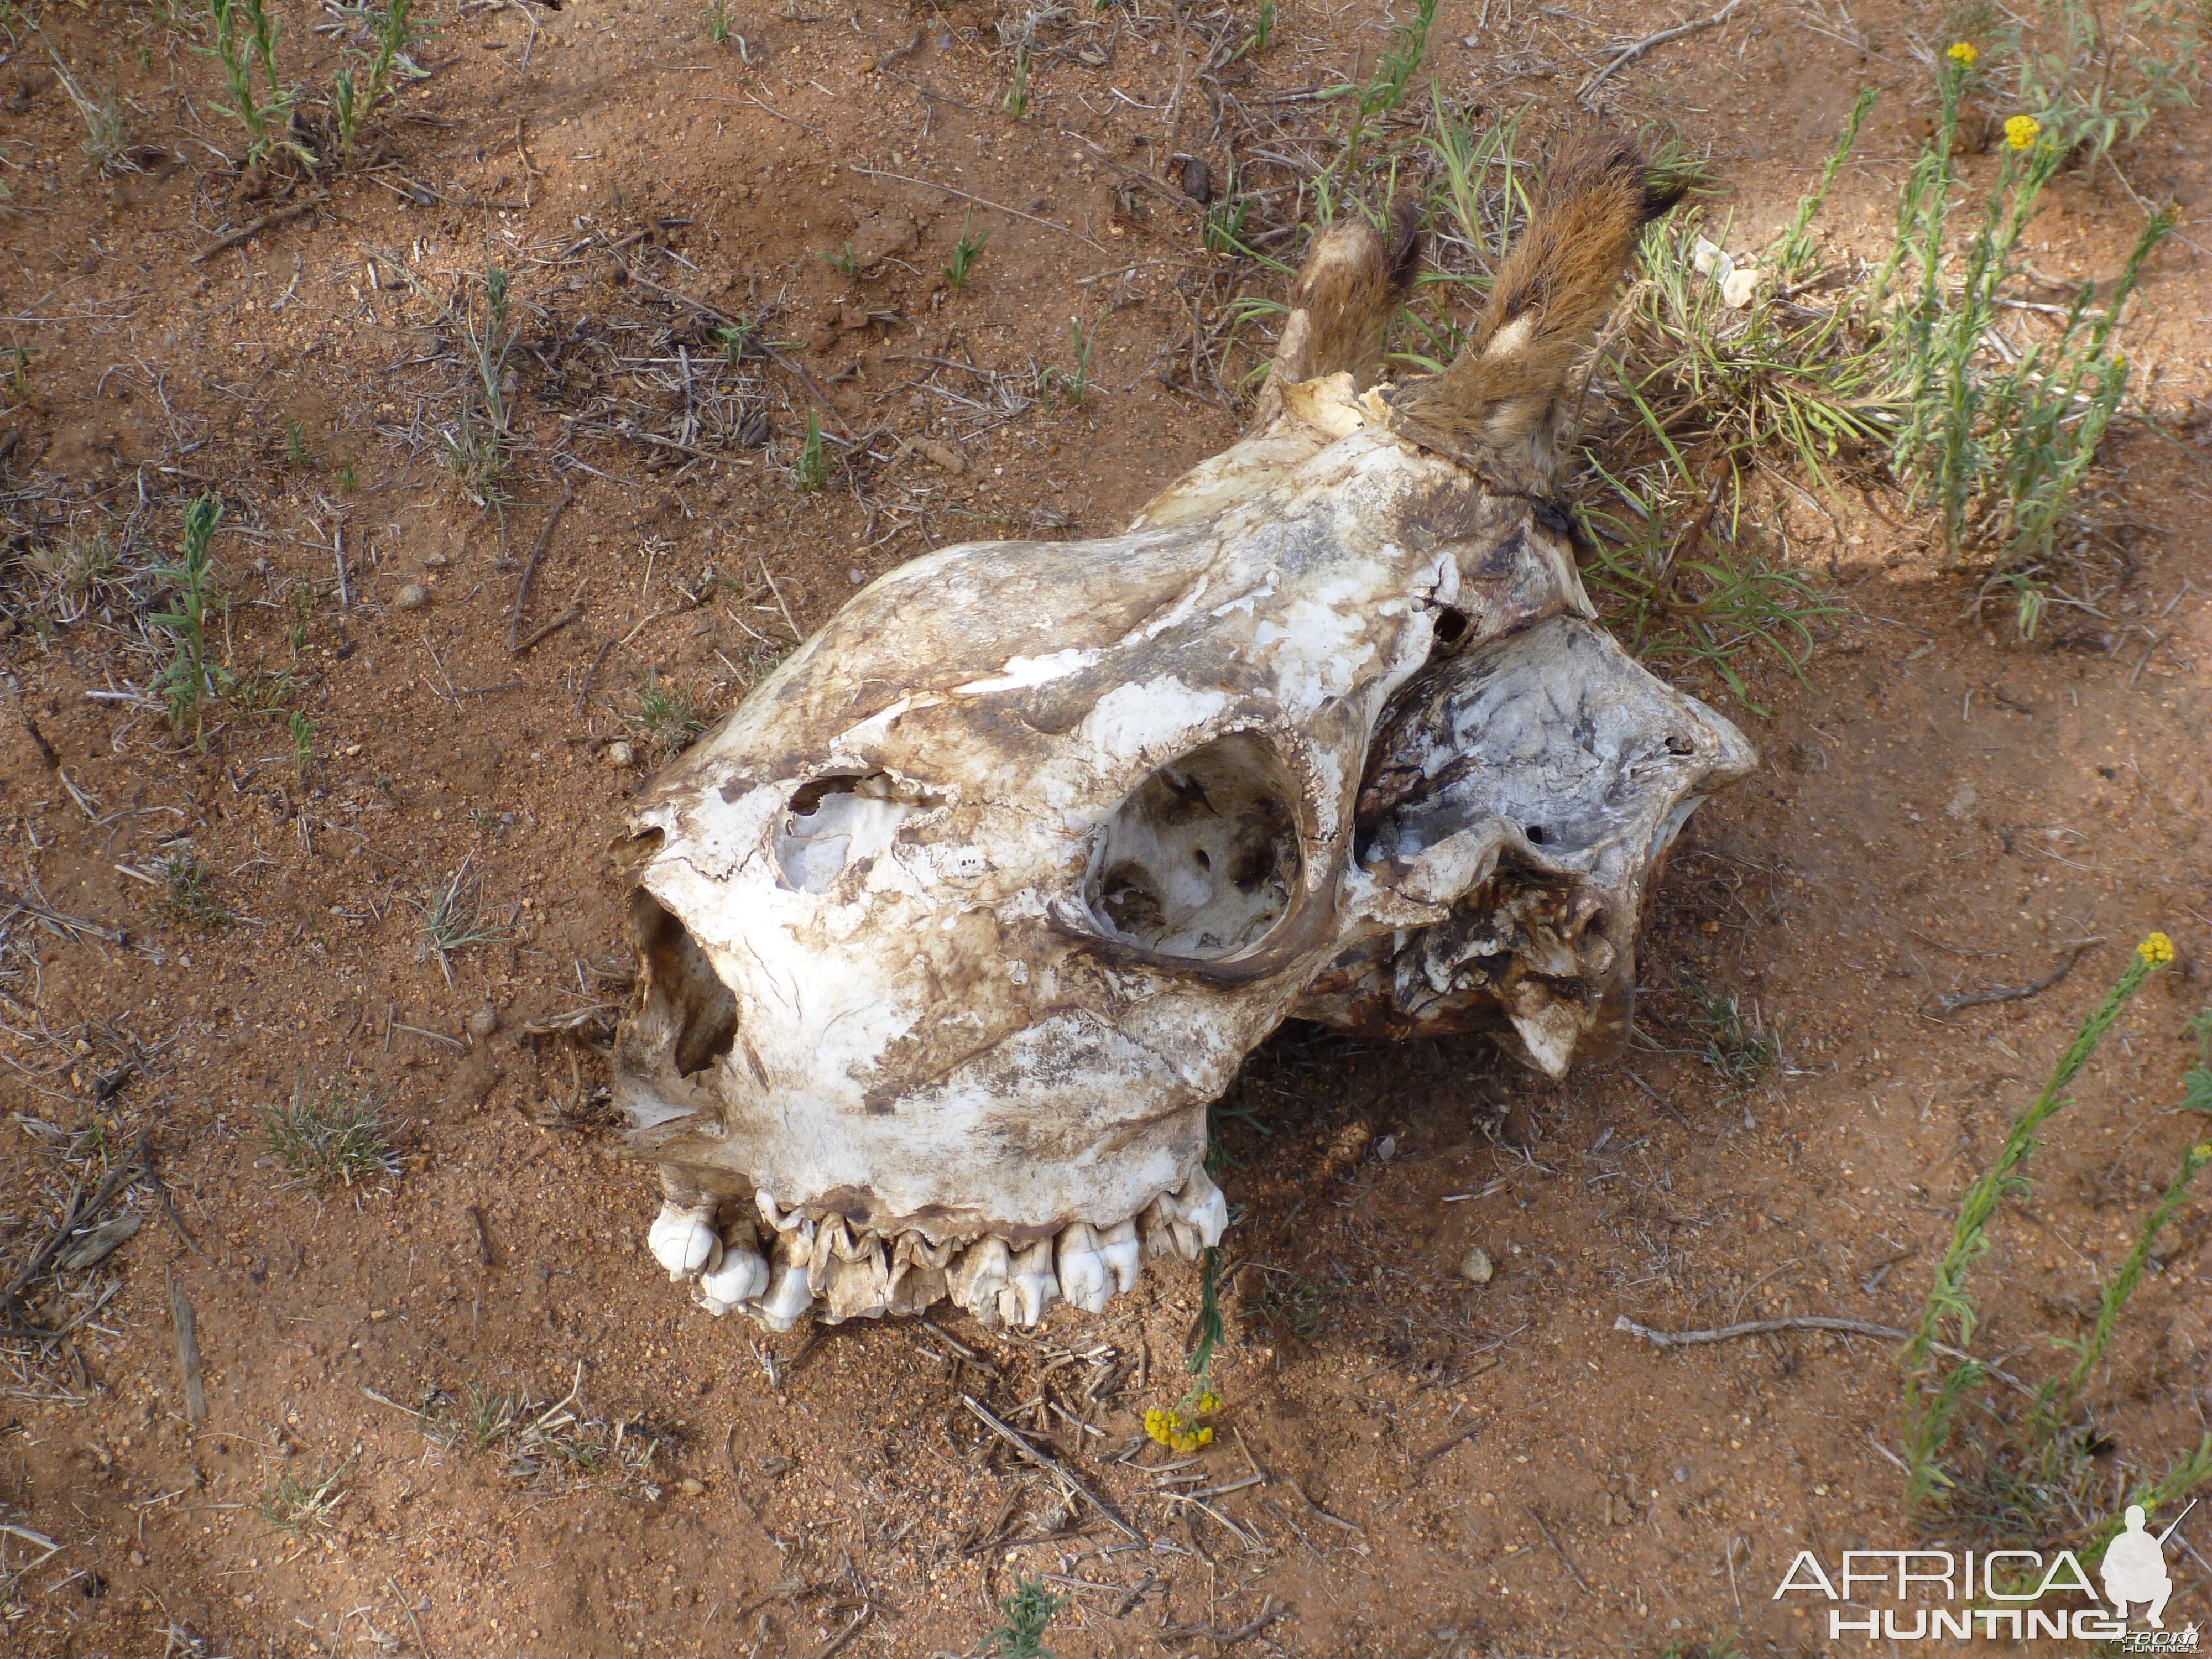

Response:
(1082, 732), (1303, 961)
(774, 771), (946, 894)
(629, 889), (738, 1082)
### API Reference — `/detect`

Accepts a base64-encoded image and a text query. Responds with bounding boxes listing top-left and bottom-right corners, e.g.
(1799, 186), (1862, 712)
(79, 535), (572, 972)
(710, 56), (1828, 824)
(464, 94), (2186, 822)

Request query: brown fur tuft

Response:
(1249, 199), (1421, 427)
(1387, 129), (1678, 483)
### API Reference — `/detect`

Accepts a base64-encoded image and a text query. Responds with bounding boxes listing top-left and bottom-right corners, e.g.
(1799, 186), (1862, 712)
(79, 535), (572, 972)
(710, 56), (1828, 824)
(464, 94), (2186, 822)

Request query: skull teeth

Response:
(648, 1202), (722, 1282)
(646, 1172), (1226, 1332)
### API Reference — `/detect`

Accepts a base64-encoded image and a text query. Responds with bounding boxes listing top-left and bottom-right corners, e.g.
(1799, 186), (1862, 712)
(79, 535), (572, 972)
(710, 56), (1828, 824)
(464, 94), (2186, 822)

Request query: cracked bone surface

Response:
(609, 132), (1754, 1330)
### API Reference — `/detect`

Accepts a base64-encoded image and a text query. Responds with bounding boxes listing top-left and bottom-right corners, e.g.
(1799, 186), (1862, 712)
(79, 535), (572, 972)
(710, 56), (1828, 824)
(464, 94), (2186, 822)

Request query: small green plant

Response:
(984, 1574), (1065, 1659)
(1202, 189), (1254, 258)
(1900, 934), (2212, 1551)
(257, 1462), (348, 1533)
(706, 0), (731, 43)
(259, 1081), (398, 1190)
(630, 668), (706, 752)
(794, 409), (830, 492)
(2002, 0), (2203, 178)
(281, 414), (316, 468)
(823, 242), (860, 277)
(1237, 0), (1274, 58)
(46, 51), (135, 175)
(943, 211), (986, 289)
(5, 346), (29, 405)
(156, 849), (233, 932)
(1145, 1244), (1225, 1452)
(1037, 319), (1094, 410)
(1002, 38), (1031, 119)
(1773, 86), (1879, 281)
(335, 456), (358, 492)
(1321, 0), (1437, 183)
(1876, 49), (2172, 619)
(440, 267), (516, 508)
(714, 322), (755, 365)
(204, 0), (307, 166)
(288, 708), (314, 775)
(408, 855), (509, 984)
(333, 0), (419, 166)
(1253, 1270), (1331, 1340)
(1686, 982), (1781, 1088)
(148, 494), (232, 740)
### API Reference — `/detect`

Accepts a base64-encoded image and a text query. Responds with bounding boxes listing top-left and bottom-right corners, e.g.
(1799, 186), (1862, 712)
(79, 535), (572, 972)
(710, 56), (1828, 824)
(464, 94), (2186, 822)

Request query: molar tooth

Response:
(1098, 1218), (1141, 1295)
(1179, 1169), (1229, 1248)
(1056, 1223), (1112, 1314)
(1140, 1170), (1231, 1260)
(648, 1201), (722, 1281)
(948, 1237), (1013, 1329)
(755, 1189), (802, 1233)
(696, 1217), (770, 1314)
(816, 1224), (892, 1322)
(1001, 1239), (1060, 1327)
(749, 1227), (817, 1331)
(887, 1233), (955, 1316)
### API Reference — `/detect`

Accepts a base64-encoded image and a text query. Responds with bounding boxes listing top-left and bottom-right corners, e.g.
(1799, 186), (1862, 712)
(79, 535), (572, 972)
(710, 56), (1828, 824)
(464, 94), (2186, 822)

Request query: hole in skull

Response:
(1432, 607), (1472, 651)
(774, 771), (946, 895)
(1083, 732), (1302, 960)
(630, 890), (738, 1080)
(1525, 823), (1548, 845)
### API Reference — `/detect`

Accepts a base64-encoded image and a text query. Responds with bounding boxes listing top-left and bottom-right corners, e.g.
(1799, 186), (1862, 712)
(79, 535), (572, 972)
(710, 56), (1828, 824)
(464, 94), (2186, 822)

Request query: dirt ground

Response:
(4, 0), (2212, 1653)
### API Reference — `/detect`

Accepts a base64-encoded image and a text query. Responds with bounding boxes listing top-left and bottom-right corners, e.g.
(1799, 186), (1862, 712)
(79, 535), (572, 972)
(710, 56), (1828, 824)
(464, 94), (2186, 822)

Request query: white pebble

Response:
(393, 583), (429, 611)
(607, 740), (637, 768)
(1458, 1247), (1494, 1286)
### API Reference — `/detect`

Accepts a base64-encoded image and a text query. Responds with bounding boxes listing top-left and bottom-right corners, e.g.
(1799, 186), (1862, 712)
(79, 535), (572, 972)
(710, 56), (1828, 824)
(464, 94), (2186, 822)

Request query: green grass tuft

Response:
(259, 1082), (400, 1191)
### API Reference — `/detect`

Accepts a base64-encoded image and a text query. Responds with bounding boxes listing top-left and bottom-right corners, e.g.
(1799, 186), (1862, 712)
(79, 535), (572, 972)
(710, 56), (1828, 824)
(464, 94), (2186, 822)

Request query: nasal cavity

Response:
(629, 891), (738, 1080)
(773, 771), (945, 894)
(1083, 732), (1301, 960)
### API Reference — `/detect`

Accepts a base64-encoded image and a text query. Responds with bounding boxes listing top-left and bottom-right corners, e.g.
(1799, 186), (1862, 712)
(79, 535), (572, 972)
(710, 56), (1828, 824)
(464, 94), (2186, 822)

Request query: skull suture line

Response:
(609, 132), (1756, 1331)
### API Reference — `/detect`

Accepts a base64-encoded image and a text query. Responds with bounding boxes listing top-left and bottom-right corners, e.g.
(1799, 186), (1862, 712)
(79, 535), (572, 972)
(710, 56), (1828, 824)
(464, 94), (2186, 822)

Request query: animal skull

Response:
(608, 133), (1755, 1331)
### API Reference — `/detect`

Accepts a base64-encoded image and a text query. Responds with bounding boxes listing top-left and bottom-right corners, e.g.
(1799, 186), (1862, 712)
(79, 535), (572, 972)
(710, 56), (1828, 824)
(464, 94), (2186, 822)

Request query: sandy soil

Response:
(3, 0), (2211, 1654)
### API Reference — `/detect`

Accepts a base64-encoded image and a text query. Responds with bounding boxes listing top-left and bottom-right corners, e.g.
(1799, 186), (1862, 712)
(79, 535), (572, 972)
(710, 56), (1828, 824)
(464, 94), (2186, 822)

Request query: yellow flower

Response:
(1193, 1425), (1214, 1448)
(1145, 1408), (1177, 1447)
(2138, 932), (2175, 965)
(2005, 114), (2042, 150)
(2194, 1144), (2212, 1160)
(1947, 40), (1979, 66)
(1196, 1391), (1223, 1415)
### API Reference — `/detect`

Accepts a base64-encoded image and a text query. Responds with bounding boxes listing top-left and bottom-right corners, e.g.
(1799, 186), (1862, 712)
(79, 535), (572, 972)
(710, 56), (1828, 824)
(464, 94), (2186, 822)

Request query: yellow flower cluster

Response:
(2139, 932), (2176, 965)
(1144, 1408), (1215, 1453)
(1947, 40), (1979, 66)
(2005, 114), (2043, 150)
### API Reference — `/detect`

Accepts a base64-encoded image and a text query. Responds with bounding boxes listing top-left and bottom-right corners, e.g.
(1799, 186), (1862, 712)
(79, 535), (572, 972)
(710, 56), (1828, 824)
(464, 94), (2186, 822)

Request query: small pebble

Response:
(607, 740), (637, 769)
(393, 583), (429, 611)
(1374, 1133), (1397, 1162)
(468, 1005), (499, 1040)
(677, 1477), (706, 1497)
(1458, 1247), (1494, 1286)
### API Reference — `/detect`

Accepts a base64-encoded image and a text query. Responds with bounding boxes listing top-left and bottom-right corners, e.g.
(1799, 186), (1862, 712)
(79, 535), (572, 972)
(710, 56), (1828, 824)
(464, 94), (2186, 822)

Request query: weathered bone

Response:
(608, 129), (1752, 1332)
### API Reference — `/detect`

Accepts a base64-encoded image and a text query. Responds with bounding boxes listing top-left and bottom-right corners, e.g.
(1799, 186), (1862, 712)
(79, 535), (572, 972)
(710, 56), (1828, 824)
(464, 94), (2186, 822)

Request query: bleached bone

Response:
(609, 130), (1751, 1332)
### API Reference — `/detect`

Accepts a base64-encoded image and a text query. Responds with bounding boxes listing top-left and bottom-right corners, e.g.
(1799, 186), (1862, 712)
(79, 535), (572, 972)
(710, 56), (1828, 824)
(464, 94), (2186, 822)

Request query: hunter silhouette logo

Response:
(2107, 1501), (2192, 1629)
(1772, 1498), (2199, 1645)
